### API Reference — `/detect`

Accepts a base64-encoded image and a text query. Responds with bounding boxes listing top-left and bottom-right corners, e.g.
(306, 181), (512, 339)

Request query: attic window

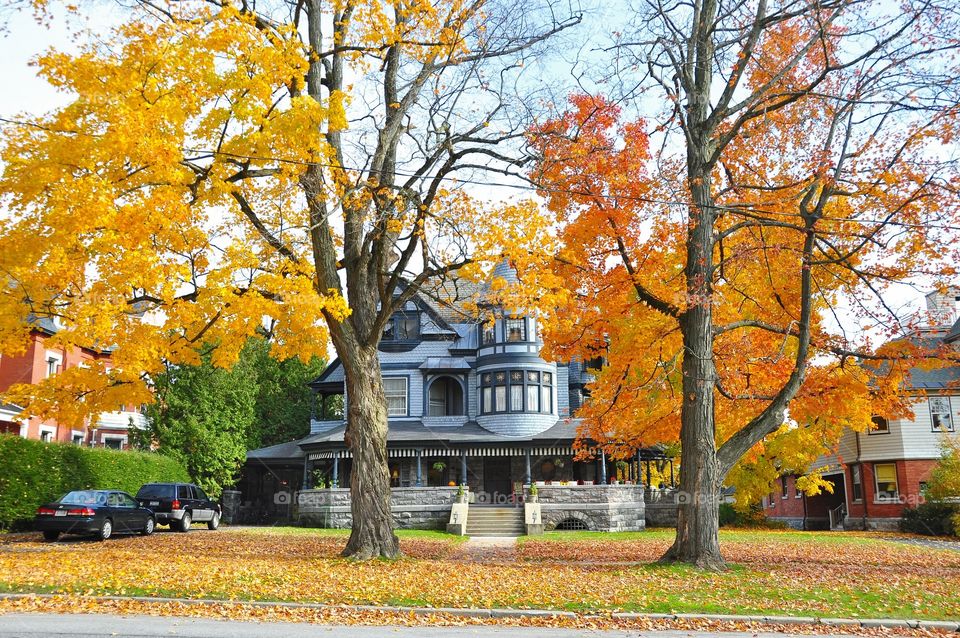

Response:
(869, 415), (889, 435)
(383, 313), (419, 342)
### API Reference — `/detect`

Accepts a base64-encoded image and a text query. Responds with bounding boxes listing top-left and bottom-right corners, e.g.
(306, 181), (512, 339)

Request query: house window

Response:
(427, 376), (464, 416)
(795, 478), (802, 498)
(383, 378), (408, 417)
(505, 318), (526, 342)
(781, 476), (788, 499)
(929, 397), (954, 432)
(874, 463), (899, 501)
(382, 313), (419, 342)
(72, 433), (84, 446)
(541, 371), (553, 414)
(104, 438), (123, 450)
(851, 465), (863, 502)
(479, 368), (555, 415)
(869, 415), (890, 434)
(481, 322), (496, 345)
(40, 429), (53, 443)
(45, 353), (62, 377)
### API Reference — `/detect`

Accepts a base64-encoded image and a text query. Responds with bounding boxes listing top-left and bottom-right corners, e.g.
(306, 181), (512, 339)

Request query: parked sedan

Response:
(35, 490), (156, 541)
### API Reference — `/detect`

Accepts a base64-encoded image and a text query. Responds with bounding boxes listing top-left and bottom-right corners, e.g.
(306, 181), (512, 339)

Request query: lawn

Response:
(0, 526), (957, 621)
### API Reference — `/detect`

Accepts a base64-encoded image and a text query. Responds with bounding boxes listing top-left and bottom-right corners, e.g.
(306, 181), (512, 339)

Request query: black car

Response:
(35, 490), (156, 541)
(135, 483), (221, 532)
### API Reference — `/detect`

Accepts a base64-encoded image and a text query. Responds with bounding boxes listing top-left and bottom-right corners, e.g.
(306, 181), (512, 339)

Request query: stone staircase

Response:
(465, 505), (525, 537)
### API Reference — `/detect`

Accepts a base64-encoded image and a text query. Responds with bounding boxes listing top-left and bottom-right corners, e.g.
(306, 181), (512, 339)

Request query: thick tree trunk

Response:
(660, 174), (726, 571)
(340, 345), (400, 560)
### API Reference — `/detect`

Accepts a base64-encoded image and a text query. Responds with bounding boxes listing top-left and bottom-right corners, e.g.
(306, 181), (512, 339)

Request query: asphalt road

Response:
(0, 613), (864, 638)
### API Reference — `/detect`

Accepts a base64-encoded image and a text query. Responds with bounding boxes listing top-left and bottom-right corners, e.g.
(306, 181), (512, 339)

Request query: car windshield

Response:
(136, 484), (174, 499)
(58, 491), (107, 505)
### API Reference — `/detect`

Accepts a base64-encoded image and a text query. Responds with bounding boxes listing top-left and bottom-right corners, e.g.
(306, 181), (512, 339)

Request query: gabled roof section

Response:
(309, 358), (344, 390)
(246, 439), (306, 461)
(946, 317), (960, 344)
(415, 275), (485, 325)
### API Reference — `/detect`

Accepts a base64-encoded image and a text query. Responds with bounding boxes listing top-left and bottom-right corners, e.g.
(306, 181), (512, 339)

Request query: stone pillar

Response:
(415, 450), (423, 487)
(524, 448), (532, 485)
(460, 450), (468, 485)
(221, 490), (241, 524)
(599, 450), (607, 484)
(332, 456), (339, 488)
(302, 458), (314, 490)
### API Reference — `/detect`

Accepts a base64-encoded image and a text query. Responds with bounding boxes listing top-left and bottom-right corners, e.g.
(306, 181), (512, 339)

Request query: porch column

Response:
(646, 460), (652, 486)
(332, 456), (339, 488)
(524, 448), (532, 485)
(415, 450), (423, 487)
(599, 450), (607, 484)
(637, 451), (643, 485)
(669, 460), (675, 487)
(460, 450), (468, 486)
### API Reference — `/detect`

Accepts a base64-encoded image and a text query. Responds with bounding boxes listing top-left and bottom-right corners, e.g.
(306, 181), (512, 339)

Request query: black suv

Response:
(136, 483), (221, 532)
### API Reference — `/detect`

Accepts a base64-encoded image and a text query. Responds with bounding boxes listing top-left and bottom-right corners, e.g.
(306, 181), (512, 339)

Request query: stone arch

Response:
(543, 509), (594, 531)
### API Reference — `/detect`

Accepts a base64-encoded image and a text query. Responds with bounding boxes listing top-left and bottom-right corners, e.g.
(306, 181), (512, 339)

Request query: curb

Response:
(1, 593), (958, 632)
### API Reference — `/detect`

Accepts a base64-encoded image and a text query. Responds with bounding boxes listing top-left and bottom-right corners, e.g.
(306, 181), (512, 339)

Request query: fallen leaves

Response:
(0, 528), (957, 624)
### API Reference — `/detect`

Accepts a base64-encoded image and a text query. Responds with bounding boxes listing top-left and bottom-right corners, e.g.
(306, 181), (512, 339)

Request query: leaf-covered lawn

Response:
(0, 527), (957, 620)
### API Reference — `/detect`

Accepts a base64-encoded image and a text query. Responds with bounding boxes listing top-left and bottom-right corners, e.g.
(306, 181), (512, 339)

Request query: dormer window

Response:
(505, 318), (526, 342)
(382, 312), (419, 342)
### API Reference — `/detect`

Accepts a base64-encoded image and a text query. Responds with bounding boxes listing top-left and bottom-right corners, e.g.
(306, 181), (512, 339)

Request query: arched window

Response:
(428, 376), (464, 416)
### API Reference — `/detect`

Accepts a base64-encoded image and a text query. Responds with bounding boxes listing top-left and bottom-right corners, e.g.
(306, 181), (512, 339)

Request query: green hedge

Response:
(0, 434), (190, 530)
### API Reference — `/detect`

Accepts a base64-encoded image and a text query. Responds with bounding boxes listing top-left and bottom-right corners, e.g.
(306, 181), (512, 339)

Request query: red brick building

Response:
(0, 317), (146, 449)
(768, 289), (960, 530)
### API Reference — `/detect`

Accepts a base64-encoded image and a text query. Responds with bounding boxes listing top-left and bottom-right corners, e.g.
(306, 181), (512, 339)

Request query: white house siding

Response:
(898, 396), (960, 459)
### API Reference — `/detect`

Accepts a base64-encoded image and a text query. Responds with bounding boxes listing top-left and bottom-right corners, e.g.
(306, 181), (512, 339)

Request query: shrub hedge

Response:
(900, 501), (960, 536)
(0, 434), (190, 530)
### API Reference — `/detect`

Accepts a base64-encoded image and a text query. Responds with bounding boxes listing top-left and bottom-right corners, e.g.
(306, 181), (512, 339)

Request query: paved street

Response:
(0, 613), (867, 638)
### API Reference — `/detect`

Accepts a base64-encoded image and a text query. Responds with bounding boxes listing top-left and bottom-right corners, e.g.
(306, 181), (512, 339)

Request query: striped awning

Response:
(307, 445), (574, 461)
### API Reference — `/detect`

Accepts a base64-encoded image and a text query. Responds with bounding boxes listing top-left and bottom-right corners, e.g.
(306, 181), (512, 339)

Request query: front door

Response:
(483, 457), (512, 504)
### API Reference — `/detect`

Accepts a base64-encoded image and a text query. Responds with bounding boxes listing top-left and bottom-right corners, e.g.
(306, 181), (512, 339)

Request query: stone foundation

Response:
(536, 484), (646, 532)
(298, 487), (460, 530)
(644, 488), (679, 527)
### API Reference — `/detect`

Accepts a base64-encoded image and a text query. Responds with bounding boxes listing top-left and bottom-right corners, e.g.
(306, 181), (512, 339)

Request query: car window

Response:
(177, 485), (193, 499)
(136, 484), (174, 499)
(194, 486), (209, 501)
(59, 490), (100, 505)
(107, 493), (121, 507)
(119, 493), (138, 508)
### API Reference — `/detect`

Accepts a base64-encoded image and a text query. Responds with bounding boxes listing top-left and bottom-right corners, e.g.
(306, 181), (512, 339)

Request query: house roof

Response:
(298, 418), (584, 449)
(418, 357), (471, 371)
(246, 439), (306, 462)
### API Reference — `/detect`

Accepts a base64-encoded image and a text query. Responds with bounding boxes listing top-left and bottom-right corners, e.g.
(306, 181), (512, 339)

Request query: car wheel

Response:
(207, 512), (220, 530)
(141, 517), (155, 536)
(42, 530), (59, 542)
(98, 518), (113, 541)
(179, 511), (192, 532)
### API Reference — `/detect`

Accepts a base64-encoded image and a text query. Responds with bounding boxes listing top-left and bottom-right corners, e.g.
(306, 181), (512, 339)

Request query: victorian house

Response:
(242, 264), (669, 527)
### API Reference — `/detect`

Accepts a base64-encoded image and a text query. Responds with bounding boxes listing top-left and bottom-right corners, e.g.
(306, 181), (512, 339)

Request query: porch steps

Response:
(466, 505), (525, 537)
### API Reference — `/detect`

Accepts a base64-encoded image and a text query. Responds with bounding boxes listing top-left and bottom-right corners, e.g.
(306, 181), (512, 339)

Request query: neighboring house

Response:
(0, 317), (147, 449)
(242, 263), (672, 527)
(767, 288), (960, 530)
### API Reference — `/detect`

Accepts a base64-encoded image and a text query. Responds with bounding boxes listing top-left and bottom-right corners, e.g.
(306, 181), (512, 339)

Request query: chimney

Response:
(925, 286), (960, 327)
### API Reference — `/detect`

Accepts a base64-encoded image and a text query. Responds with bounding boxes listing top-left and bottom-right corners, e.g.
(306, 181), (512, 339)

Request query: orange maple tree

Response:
(510, 1), (960, 569)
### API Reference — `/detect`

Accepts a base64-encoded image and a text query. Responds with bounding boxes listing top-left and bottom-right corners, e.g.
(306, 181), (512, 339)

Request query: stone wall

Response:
(297, 487), (459, 529)
(535, 484), (646, 532)
(643, 488), (679, 528)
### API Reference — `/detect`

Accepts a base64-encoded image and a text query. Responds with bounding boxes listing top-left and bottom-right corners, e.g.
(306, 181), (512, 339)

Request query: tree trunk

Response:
(340, 345), (400, 560)
(660, 173), (726, 571)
